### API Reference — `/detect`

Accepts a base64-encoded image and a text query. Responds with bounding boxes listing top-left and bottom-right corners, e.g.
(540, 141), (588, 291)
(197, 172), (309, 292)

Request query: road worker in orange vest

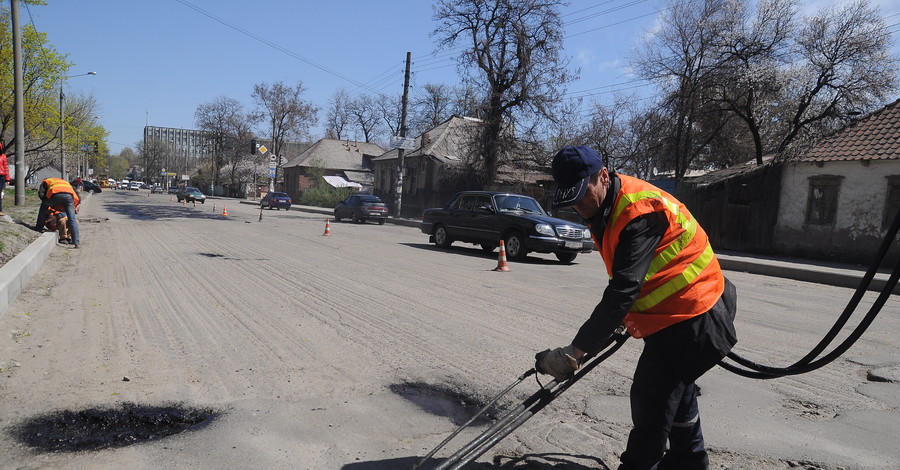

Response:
(35, 177), (81, 248)
(535, 146), (737, 470)
(44, 206), (71, 244)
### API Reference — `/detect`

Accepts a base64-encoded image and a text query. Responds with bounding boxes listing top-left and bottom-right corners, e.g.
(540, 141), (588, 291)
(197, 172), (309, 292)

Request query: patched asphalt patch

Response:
(8, 402), (219, 452)
(390, 382), (498, 426)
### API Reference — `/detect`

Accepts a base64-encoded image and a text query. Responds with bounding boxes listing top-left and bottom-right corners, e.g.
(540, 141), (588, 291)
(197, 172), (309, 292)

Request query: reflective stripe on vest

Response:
(600, 175), (723, 338)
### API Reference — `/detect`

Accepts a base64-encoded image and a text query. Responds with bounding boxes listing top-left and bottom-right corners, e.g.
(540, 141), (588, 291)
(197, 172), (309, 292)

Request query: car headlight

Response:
(583, 228), (592, 238)
(535, 224), (555, 236)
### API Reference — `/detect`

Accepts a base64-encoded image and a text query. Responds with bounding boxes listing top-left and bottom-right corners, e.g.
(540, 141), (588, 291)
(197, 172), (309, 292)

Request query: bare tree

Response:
(633, 0), (732, 179)
(409, 83), (455, 136)
(374, 93), (402, 137)
(348, 94), (381, 143)
(194, 96), (245, 189)
(324, 88), (352, 140)
(775, 0), (897, 157)
(433, 0), (574, 188)
(251, 80), (318, 185)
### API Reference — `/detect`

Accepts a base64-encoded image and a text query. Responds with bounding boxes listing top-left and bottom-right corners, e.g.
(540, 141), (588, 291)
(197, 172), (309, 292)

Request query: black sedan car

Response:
(421, 191), (593, 263)
(260, 191), (292, 210)
(334, 195), (388, 224)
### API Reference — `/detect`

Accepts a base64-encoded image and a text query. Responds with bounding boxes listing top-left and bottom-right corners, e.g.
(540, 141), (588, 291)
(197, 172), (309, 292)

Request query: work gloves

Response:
(535, 345), (579, 381)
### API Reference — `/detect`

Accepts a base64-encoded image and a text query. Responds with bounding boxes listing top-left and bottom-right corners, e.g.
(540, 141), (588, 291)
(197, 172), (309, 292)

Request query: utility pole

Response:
(394, 51), (411, 218)
(11, 0), (26, 205)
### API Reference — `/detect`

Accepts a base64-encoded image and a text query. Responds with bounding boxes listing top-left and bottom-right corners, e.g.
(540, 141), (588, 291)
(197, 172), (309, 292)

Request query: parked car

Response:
(80, 180), (102, 194)
(176, 186), (206, 204)
(260, 191), (292, 210)
(334, 195), (388, 224)
(168, 186), (179, 194)
(420, 191), (593, 263)
(150, 185), (164, 194)
(129, 181), (142, 191)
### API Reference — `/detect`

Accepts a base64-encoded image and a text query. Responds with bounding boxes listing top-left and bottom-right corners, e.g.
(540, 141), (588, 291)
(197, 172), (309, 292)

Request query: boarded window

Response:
(805, 175), (842, 225)
(884, 176), (900, 229)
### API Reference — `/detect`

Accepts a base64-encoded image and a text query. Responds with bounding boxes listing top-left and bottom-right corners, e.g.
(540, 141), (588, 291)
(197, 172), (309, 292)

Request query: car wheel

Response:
(269, 203), (274, 210)
(201, 200), (205, 204)
(434, 225), (453, 248)
(504, 232), (527, 261)
(377, 218), (385, 225)
(352, 212), (361, 224)
(334, 213), (342, 222)
(555, 252), (578, 264)
(480, 244), (496, 253)
(285, 207), (289, 211)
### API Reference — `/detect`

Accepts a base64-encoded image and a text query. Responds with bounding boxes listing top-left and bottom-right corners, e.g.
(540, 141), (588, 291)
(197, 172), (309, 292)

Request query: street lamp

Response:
(59, 71), (97, 180)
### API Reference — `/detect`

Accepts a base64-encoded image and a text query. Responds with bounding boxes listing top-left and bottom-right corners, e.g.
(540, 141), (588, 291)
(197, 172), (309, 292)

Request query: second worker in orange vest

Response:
(535, 146), (737, 470)
(35, 177), (81, 248)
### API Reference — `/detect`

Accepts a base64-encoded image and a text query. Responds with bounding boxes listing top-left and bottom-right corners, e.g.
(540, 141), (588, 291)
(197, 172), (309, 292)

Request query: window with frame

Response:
(805, 175), (843, 225)
(884, 176), (900, 229)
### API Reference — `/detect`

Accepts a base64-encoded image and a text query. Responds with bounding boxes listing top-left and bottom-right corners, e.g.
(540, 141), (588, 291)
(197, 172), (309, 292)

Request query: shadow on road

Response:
(342, 453), (609, 469)
(101, 195), (229, 221)
(399, 242), (581, 266)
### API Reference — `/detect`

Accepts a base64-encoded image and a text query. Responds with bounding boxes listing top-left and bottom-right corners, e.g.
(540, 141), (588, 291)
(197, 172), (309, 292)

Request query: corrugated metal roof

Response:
(284, 139), (385, 170)
(373, 115), (483, 165)
(802, 99), (900, 162)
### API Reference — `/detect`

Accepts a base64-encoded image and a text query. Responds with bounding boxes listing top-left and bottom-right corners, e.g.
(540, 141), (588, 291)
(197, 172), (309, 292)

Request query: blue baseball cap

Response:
(551, 146), (604, 208)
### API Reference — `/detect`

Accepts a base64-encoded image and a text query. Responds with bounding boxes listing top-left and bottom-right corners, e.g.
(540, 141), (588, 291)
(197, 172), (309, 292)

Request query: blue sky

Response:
(24, 0), (900, 154)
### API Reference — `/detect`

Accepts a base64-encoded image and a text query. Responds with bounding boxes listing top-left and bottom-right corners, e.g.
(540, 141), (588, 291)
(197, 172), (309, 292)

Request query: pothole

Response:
(9, 402), (219, 452)
(390, 382), (498, 426)
(199, 253), (224, 258)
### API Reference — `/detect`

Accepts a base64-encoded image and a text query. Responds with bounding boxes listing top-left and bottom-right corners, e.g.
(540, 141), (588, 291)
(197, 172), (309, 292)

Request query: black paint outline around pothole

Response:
(390, 382), (498, 426)
(8, 402), (219, 452)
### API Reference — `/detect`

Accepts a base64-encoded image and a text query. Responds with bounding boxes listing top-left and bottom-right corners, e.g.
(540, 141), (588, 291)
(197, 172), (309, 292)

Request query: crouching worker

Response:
(35, 177), (81, 248)
(45, 207), (72, 244)
(535, 146), (738, 470)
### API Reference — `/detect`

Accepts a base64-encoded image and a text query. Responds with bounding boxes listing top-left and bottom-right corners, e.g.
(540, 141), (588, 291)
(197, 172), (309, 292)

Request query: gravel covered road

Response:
(0, 190), (897, 469)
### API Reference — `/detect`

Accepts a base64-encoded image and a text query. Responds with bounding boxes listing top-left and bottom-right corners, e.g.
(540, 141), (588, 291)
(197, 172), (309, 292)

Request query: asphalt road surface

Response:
(0, 190), (897, 469)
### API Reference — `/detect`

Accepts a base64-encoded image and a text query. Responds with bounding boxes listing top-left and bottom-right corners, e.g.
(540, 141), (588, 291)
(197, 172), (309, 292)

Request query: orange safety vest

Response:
(598, 175), (724, 338)
(43, 178), (80, 206)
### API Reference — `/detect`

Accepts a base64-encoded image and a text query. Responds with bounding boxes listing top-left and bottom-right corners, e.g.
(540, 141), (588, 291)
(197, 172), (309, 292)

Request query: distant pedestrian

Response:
(0, 142), (10, 216)
(35, 177), (81, 248)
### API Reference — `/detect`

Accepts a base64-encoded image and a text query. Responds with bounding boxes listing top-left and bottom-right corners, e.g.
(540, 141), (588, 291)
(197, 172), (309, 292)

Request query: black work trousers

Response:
(618, 281), (737, 470)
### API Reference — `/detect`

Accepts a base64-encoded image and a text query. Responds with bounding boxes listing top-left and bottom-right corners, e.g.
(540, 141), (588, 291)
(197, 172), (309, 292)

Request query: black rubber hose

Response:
(721, 207), (900, 379)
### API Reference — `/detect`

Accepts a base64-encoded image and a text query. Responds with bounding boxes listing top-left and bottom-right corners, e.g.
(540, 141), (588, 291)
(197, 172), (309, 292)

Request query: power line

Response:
(175, 0), (387, 96)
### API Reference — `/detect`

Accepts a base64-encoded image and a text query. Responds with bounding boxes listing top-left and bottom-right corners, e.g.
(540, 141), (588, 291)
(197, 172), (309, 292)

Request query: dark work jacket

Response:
(572, 173), (737, 375)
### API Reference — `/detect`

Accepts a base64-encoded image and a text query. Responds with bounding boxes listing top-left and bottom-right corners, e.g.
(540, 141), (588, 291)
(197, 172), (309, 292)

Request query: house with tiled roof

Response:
(773, 99), (900, 264)
(679, 99), (900, 265)
(282, 139), (385, 200)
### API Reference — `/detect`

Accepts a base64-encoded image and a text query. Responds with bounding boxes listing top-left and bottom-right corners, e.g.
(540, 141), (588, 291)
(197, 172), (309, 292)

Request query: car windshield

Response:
(493, 195), (545, 215)
(359, 196), (383, 204)
(185, 187), (201, 193)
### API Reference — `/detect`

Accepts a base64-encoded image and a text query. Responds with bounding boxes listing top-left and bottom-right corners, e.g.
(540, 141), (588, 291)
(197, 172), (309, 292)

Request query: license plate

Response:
(370, 212), (383, 216)
(565, 241), (582, 249)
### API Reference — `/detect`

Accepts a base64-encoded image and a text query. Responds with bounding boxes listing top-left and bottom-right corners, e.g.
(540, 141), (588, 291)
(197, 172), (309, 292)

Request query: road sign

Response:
(259, 145), (268, 154)
(268, 167), (276, 178)
(390, 135), (417, 150)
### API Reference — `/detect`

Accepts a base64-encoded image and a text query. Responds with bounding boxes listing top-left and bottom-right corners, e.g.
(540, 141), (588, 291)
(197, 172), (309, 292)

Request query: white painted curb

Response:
(0, 232), (57, 318)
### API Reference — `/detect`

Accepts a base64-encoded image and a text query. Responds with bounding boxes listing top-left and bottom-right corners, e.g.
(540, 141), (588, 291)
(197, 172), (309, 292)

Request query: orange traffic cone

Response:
(213, 203), (216, 213)
(182, 200), (186, 207)
(493, 240), (510, 272)
(258, 207), (263, 222)
(222, 205), (228, 216)
(193, 200), (196, 208)
(322, 219), (332, 236)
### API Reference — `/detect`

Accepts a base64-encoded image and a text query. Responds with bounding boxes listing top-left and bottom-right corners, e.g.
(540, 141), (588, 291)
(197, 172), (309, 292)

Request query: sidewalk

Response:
(248, 200), (896, 294)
